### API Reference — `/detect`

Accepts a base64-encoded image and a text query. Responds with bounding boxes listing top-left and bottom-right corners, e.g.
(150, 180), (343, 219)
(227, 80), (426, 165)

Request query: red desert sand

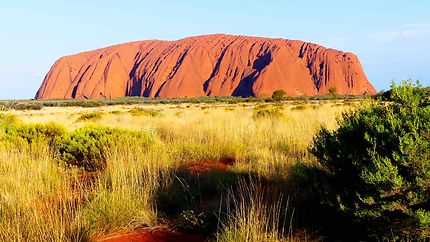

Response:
(93, 227), (206, 242)
(36, 34), (376, 99)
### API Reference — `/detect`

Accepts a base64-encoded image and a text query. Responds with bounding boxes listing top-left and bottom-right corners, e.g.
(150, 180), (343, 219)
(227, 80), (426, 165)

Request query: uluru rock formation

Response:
(35, 34), (376, 99)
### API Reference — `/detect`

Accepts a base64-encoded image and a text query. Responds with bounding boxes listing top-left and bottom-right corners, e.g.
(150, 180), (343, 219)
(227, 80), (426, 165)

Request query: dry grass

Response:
(216, 179), (293, 242)
(0, 100), (358, 241)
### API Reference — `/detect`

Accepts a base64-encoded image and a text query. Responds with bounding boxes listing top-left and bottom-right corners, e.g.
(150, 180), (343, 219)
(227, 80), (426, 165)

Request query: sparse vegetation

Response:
(0, 95), (367, 111)
(0, 82), (428, 241)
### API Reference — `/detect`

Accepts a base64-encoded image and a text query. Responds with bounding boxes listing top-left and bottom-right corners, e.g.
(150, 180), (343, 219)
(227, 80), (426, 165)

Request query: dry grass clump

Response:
(0, 149), (87, 241)
(216, 179), (293, 242)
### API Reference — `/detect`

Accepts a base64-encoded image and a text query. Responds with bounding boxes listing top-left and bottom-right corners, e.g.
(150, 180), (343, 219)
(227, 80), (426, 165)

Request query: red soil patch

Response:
(186, 157), (235, 174)
(93, 227), (206, 242)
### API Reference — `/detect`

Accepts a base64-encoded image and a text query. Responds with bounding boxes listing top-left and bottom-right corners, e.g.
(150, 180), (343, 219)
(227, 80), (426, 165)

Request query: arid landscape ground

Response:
(2, 0), (430, 241)
(0, 98), (355, 241)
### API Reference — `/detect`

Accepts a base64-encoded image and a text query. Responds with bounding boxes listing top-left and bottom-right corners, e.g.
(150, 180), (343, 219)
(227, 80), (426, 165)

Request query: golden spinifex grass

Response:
(0, 141), (173, 241)
(0, 149), (85, 241)
(0, 101), (356, 241)
(215, 179), (294, 242)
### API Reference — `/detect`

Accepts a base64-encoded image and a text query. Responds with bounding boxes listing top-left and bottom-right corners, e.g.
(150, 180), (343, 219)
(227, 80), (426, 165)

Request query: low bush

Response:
(311, 81), (430, 239)
(328, 87), (338, 96)
(272, 90), (287, 102)
(128, 108), (162, 117)
(14, 102), (44, 110)
(56, 125), (154, 171)
(0, 114), (66, 150)
(252, 106), (283, 119)
(76, 112), (103, 122)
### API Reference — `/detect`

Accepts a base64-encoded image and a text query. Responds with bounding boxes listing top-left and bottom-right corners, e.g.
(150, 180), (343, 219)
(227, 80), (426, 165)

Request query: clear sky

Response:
(1, 0), (429, 99)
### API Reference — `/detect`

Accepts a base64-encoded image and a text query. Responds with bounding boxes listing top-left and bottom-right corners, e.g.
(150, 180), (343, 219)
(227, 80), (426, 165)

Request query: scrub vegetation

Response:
(0, 81), (428, 241)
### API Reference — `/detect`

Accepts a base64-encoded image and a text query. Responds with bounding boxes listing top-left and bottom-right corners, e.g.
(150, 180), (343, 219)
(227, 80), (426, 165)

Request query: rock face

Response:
(35, 34), (376, 99)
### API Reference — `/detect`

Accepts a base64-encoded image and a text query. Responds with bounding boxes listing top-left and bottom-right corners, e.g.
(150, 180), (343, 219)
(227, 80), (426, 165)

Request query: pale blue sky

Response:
(1, 0), (429, 99)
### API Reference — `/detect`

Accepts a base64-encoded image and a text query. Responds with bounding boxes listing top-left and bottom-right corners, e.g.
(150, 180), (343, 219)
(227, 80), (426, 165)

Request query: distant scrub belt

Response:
(0, 114), (155, 172)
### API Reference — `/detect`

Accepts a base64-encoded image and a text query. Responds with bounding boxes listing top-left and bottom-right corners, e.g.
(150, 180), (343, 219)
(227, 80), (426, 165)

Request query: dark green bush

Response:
(328, 87), (338, 95)
(56, 126), (113, 171)
(14, 102), (44, 110)
(311, 81), (430, 239)
(56, 125), (154, 171)
(0, 101), (45, 110)
(77, 100), (105, 108)
(272, 90), (287, 102)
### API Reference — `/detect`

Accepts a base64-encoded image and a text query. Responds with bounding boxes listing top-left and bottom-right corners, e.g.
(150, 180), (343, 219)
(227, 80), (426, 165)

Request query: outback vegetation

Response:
(310, 81), (430, 239)
(0, 81), (428, 241)
(0, 94), (366, 111)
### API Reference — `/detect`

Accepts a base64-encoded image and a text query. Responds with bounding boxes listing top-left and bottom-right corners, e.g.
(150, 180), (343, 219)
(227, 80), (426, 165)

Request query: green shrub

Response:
(16, 102), (44, 110)
(128, 108), (162, 117)
(227, 98), (241, 104)
(56, 126), (154, 171)
(0, 101), (45, 110)
(78, 100), (105, 108)
(76, 112), (103, 122)
(311, 81), (430, 238)
(271, 90), (287, 102)
(252, 106), (283, 119)
(0, 114), (66, 150)
(328, 87), (338, 95)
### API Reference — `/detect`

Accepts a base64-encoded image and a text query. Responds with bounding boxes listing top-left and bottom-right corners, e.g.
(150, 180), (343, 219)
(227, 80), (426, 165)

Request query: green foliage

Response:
(0, 114), (66, 150)
(311, 80), (430, 238)
(176, 210), (210, 231)
(0, 101), (44, 111)
(414, 209), (430, 228)
(128, 108), (162, 117)
(76, 112), (103, 122)
(328, 87), (338, 95)
(252, 105), (283, 119)
(290, 105), (307, 111)
(0, 94), (367, 111)
(56, 125), (154, 171)
(14, 102), (44, 110)
(271, 90), (287, 102)
(0, 113), (20, 128)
